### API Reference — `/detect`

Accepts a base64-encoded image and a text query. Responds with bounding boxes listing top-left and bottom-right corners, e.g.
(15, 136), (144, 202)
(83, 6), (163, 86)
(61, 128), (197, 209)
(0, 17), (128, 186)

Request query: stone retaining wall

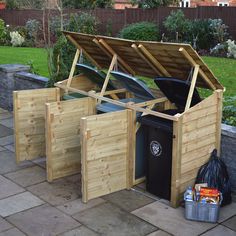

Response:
(0, 64), (48, 111)
(221, 124), (236, 193)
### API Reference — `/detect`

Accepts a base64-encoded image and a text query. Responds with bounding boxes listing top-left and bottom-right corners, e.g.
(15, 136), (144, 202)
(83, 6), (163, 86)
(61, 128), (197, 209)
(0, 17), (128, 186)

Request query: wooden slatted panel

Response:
(178, 92), (219, 196)
(63, 31), (223, 90)
(81, 110), (133, 202)
(46, 97), (96, 182)
(14, 88), (60, 163)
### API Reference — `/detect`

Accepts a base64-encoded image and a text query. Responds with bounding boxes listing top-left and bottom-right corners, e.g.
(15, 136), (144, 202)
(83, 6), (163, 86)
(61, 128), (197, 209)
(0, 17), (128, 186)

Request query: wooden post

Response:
(98, 54), (117, 104)
(127, 110), (136, 188)
(81, 117), (88, 203)
(184, 64), (199, 111)
(179, 47), (215, 90)
(65, 49), (80, 93)
(171, 118), (183, 208)
(138, 44), (171, 77)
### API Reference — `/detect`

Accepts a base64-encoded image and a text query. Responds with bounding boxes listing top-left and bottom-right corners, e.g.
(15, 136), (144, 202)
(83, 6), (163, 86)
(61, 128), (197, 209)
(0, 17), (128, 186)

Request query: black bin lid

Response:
(154, 77), (201, 111)
(111, 71), (155, 100)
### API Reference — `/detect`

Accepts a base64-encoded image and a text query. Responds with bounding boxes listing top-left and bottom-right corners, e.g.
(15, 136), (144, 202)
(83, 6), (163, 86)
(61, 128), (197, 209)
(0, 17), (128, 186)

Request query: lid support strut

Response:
(184, 64), (199, 111)
(66, 35), (101, 69)
(131, 44), (162, 76)
(98, 39), (135, 76)
(65, 48), (81, 93)
(138, 44), (171, 77)
(179, 47), (215, 90)
(98, 54), (118, 103)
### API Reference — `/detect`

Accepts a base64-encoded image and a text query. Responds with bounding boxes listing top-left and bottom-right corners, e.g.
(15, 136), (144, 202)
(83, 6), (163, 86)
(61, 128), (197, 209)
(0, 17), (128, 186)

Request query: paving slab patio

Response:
(7, 204), (80, 236)
(0, 191), (45, 217)
(0, 228), (26, 236)
(201, 225), (236, 236)
(59, 226), (100, 236)
(73, 202), (157, 236)
(27, 177), (81, 206)
(132, 201), (217, 236)
(0, 124), (13, 138)
(0, 175), (24, 199)
(0, 217), (13, 233)
(102, 189), (155, 212)
(5, 166), (46, 187)
(0, 150), (33, 175)
(0, 108), (235, 236)
(222, 215), (236, 231)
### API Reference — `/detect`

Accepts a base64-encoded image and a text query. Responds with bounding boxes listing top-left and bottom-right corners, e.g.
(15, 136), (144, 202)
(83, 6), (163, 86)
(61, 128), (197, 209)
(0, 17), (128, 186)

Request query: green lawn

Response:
(0, 46), (49, 77)
(202, 56), (236, 97)
(0, 46), (235, 98)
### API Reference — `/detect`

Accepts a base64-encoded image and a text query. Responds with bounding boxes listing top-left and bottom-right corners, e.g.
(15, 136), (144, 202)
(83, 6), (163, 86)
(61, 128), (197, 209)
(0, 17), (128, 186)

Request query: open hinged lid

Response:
(154, 77), (202, 111)
(63, 31), (224, 91)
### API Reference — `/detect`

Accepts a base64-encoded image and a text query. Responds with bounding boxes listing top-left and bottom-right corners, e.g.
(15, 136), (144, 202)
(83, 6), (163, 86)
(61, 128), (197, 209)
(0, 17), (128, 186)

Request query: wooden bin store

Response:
(14, 32), (224, 207)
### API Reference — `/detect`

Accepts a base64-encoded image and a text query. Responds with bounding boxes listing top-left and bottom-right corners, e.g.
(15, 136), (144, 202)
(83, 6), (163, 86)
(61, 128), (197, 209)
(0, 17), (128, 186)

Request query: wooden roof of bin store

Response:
(63, 31), (224, 91)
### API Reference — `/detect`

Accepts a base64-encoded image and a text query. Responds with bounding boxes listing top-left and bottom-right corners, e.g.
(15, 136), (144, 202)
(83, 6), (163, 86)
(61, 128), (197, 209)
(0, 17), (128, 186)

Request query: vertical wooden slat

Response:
(171, 118), (183, 208)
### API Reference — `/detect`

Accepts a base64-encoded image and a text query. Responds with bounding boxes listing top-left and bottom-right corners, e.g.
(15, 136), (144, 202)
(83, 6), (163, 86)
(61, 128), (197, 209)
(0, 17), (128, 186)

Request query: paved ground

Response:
(0, 107), (235, 236)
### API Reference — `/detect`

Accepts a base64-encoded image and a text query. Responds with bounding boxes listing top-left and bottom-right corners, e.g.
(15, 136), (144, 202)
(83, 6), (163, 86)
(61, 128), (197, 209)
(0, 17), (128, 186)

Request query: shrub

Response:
(10, 31), (25, 46)
(47, 13), (98, 87)
(223, 96), (236, 126)
(163, 10), (190, 42)
(119, 22), (159, 41)
(209, 19), (228, 44)
(0, 19), (11, 45)
(25, 19), (41, 42)
(187, 19), (213, 50)
(226, 39), (236, 59)
(210, 43), (228, 57)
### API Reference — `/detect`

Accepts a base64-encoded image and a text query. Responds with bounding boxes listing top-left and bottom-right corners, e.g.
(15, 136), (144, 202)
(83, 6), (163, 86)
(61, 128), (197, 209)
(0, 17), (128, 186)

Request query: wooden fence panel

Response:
(1, 7), (236, 39)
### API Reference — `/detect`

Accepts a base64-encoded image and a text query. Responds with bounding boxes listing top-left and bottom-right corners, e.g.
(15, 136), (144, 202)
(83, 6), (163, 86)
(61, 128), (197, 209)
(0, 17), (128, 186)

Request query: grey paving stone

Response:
(3, 144), (15, 152)
(0, 112), (12, 120)
(146, 230), (172, 236)
(57, 198), (105, 215)
(201, 225), (236, 236)
(222, 216), (236, 231)
(7, 204), (80, 236)
(31, 157), (46, 169)
(59, 226), (99, 236)
(0, 118), (14, 128)
(102, 189), (155, 212)
(0, 135), (14, 146)
(0, 228), (26, 236)
(0, 150), (33, 174)
(0, 125), (13, 138)
(132, 201), (216, 236)
(0, 191), (44, 217)
(218, 202), (236, 223)
(0, 146), (5, 151)
(5, 166), (46, 187)
(0, 216), (13, 233)
(0, 175), (24, 199)
(27, 178), (81, 206)
(73, 202), (157, 236)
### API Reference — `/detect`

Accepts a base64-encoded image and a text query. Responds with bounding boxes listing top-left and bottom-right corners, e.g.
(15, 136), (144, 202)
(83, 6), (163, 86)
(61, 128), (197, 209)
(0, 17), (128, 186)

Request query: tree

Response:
(62, 0), (113, 9)
(131, 0), (178, 8)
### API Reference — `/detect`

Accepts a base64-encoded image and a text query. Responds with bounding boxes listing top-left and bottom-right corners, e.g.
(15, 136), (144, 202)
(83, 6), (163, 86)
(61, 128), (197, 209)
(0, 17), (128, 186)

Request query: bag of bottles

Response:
(195, 149), (232, 206)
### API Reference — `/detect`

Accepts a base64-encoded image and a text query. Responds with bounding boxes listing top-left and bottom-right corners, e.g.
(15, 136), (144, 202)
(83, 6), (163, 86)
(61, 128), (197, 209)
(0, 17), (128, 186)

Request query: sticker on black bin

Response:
(150, 141), (162, 157)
